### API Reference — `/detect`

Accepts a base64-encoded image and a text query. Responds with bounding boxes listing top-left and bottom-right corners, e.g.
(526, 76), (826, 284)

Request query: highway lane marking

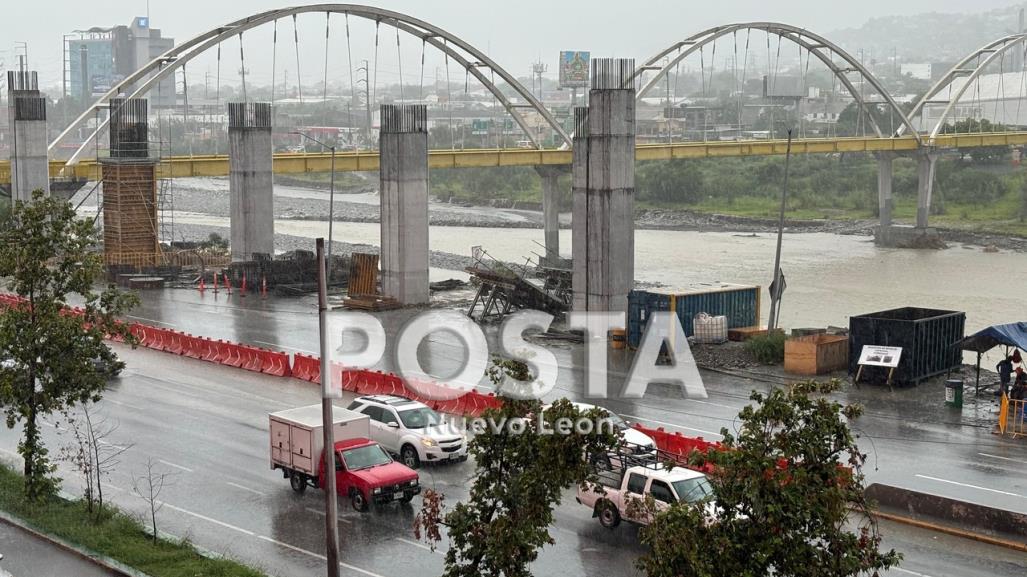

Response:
(101, 482), (125, 493)
(256, 535), (386, 577)
(978, 452), (1027, 469)
(157, 459), (194, 473)
(305, 507), (352, 523)
(98, 440), (128, 451)
(619, 414), (723, 438)
(254, 340), (316, 355)
(105, 398), (145, 412)
(127, 315), (177, 327)
(914, 474), (1027, 499)
(688, 399), (741, 410)
(226, 481), (266, 497)
(162, 503), (255, 536)
(394, 537), (437, 553)
(893, 567), (932, 577)
(978, 452), (1016, 461)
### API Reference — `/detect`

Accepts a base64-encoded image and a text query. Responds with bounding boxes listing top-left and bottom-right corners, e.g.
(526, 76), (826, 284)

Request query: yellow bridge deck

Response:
(4, 132), (1027, 183)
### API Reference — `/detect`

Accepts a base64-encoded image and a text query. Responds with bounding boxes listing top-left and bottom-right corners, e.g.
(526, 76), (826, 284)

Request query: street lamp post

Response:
(293, 131), (337, 281)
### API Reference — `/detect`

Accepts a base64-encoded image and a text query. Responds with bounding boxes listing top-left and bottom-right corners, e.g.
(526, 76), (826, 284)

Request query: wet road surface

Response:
(0, 345), (1023, 577)
(124, 288), (1027, 515)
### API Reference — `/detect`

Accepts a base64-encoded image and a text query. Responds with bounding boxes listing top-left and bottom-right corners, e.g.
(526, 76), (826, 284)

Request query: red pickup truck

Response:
(270, 405), (420, 511)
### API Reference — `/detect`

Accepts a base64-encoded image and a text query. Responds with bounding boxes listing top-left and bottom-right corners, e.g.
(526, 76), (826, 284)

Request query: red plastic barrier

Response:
(224, 343), (244, 368)
(240, 347), (264, 372)
(260, 349), (291, 377)
(182, 334), (202, 359)
(202, 339), (221, 362)
(292, 354), (320, 383)
(164, 331), (184, 355)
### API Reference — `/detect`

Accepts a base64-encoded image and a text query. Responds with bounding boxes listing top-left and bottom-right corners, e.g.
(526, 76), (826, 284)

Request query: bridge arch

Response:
(897, 34), (1027, 143)
(51, 3), (571, 166)
(633, 22), (920, 143)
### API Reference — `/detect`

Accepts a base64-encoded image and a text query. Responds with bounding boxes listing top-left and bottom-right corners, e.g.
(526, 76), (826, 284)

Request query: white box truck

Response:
(269, 404), (420, 511)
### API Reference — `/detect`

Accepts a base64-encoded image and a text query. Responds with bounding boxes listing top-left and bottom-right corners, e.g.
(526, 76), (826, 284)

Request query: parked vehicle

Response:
(269, 404), (420, 511)
(542, 401), (657, 468)
(346, 395), (467, 468)
(576, 457), (715, 529)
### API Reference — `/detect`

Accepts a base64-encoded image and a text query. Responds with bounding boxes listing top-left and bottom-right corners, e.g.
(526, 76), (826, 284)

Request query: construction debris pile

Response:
(465, 247), (568, 322)
(217, 251), (350, 296)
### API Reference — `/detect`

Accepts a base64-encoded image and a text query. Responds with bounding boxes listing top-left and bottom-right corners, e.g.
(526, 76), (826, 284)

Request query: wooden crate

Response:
(728, 326), (766, 341)
(728, 327), (783, 341)
(785, 334), (849, 375)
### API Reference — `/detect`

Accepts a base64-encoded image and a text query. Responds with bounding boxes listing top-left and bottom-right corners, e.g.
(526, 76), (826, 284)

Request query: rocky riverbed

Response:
(162, 177), (1027, 254)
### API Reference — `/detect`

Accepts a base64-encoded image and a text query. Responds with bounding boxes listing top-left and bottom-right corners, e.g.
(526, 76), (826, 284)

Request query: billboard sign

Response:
(559, 51), (590, 88)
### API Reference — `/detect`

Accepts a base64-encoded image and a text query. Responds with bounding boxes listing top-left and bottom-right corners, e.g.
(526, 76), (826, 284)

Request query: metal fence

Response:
(998, 395), (1027, 438)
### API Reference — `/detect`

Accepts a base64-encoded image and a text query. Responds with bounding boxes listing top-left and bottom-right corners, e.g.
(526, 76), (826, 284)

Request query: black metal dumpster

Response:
(848, 307), (965, 385)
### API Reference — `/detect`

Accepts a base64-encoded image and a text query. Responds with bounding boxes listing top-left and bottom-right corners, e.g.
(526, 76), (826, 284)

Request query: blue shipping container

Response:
(627, 284), (761, 348)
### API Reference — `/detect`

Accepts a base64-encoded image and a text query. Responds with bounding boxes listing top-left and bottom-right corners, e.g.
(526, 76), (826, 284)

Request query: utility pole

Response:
(316, 237), (341, 577)
(767, 129), (793, 332)
(356, 59), (371, 148)
(531, 60), (547, 102)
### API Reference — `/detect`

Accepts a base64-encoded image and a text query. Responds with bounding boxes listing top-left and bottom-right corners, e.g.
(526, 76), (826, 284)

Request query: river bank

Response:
(168, 177), (1027, 253)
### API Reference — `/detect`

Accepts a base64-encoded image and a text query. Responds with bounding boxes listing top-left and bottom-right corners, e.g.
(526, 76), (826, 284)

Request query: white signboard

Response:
(858, 345), (902, 368)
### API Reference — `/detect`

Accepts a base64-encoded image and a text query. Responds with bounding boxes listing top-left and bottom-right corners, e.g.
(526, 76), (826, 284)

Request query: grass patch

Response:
(745, 332), (787, 365)
(0, 464), (265, 577)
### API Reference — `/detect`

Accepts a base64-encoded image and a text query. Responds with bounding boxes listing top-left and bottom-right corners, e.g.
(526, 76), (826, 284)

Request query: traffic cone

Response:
(261, 275), (268, 299)
(198, 277), (206, 293)
(224, 272), (232, 294)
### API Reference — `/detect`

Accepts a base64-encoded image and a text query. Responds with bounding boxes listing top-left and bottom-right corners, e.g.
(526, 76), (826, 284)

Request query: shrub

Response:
(745, 332), (787, 364)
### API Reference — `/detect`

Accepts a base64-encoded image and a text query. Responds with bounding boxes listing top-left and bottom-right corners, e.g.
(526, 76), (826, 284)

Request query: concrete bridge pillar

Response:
(228, 102), (274, 262)
(877, 152), (894, 228)
(7, 71), (49, 202)
(379, 104), (429, 305)
(535, 165), (568, 266)
(572, 58), (636, 314)
(916, 151), (938, 229)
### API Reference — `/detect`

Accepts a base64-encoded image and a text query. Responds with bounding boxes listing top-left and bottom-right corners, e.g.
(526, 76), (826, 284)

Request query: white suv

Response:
(346, 395), (468, 469)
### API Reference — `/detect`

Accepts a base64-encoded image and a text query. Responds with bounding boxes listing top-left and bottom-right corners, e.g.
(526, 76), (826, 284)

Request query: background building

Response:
(67, 17), (175, 108)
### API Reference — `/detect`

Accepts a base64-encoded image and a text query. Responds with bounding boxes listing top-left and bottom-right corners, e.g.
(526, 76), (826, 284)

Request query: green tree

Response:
(635, 379), (900, 577)
(941, 119), (1010, 164)
(0, 192), (137, 500)
(414, 358), (618, 577)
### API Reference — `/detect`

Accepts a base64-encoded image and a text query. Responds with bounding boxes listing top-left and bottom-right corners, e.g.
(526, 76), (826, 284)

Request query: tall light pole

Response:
(316, 237), (341, 577)
(293, 131), (337, 281)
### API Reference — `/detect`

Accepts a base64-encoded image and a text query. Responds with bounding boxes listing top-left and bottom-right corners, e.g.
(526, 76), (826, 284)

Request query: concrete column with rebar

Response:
(7, 71), (49, 202)
(101, 98), (160, 269)
(379, 104), (429, 305)
(572, 59), (636, 314)
(228, 102), (274, 262)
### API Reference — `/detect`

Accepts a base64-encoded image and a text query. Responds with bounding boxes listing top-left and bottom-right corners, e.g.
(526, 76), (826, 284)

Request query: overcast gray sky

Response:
(3, 0), (1022, 90)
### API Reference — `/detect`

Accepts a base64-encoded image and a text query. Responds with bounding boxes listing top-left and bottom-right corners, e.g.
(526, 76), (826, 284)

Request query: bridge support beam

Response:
(877, 152), (894, 228)
(228, 102), (274, 262)
(7, 71), (49, 202)
(572, 59), (636, 314)
(535, 165), (568, 266)
(379, 104), (429, 305)
(916, 151), (938, 229)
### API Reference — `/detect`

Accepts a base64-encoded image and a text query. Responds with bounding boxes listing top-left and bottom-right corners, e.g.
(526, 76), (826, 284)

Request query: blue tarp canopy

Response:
(961, 322), (1027, 354)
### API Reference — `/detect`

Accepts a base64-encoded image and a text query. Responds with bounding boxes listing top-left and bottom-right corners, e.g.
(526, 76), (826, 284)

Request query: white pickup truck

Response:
(576, 464), (715, 528)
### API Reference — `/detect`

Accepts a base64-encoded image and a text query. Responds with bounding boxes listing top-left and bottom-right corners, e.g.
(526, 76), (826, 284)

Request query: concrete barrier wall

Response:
(866, 483), (1027, 540)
